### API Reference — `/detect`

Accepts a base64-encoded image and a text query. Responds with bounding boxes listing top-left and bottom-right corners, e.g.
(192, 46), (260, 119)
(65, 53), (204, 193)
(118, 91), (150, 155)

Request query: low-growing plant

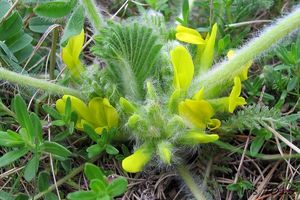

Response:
(0, 0), (300, 199)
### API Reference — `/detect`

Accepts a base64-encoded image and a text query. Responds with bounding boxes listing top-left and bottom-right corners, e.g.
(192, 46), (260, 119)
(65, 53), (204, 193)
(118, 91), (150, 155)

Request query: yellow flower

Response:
(228, 77), (247, 113)
(176, 24), (218, 73)
(61, 29), (85, 78)
(180, 131), (219, 144)
(171, 45), (194, 91)
(176, 25), (205, 45)
(192, 87), (204, 100)
(227, 50), (252, 80)
(122, 145), (153, 173)
(56, 95), (119, 134)
(198, 23), (218, 72)
(178, 99), (221, 130)
(208, 76), (247, 113)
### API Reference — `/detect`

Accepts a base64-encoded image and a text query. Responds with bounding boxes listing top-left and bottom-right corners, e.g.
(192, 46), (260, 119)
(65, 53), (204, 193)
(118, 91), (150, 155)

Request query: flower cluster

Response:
(61, 29), (85, 78)
(56, 95), (118, 134)
(56, 24), (250, 174)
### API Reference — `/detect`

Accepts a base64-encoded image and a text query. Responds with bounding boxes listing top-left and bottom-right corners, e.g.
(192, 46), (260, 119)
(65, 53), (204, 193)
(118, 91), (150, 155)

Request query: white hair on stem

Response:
(189, 5), (300, 98)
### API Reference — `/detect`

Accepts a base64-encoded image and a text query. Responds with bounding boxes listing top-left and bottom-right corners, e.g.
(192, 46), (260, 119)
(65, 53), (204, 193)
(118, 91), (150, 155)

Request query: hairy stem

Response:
(49, 28), (59, 80)
(0, 68), (82, 98)
(190, 7), (300, 97)
(81, 0), (103, 32)
(177, 165), (207, 200)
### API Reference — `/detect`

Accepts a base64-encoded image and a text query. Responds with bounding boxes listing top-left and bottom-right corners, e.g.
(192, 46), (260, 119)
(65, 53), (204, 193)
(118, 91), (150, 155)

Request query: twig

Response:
(111, 0), (128, 19)
(227, 136), (250, 200)
(262, 122), (300, 154)
(226, 20), (272, 28)
(248, 161), (281, 200)
(47, 97), (61, 200)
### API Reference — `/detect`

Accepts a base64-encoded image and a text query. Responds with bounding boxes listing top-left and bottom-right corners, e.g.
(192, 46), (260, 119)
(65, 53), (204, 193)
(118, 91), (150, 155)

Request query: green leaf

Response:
(83, 124), (99, 142)
(31, 113), (43, 144)
(61, 5), (85, 46)
(227, 183), (239, 191)
(145, 0), (157, 8)
(45, 193), (58, 200)
(182, 0), (189, 25)
(42, 105), (62, 120)
(0, 0), (11, 19)
(40, 141), (72, 158)
(52, 120), (65, 126)
(15, 193), (29, 200)
(84, 163), (106, 183)
(29, 17), (53, 33)
(0, 148), (29, 168)
(67, 191), (97, 200)
(34, 0), (77, 18)
(0, 191), (14, 200)
(14, 45), (33, 63)
(107, 177), (128, 197)
(38, 171), (51, 192)
(64, 97), (72, 122)
(287, 76), (299, 91)
(0, 130), (24, 147)
(90, 179), (107, 193)
(97, 195), (110, 200)
(87, 144), (104, 158)
(13, 95), (34, 142)
(6, 32), (33, 53)
(105, 144), (119, 155)
(250, 136), (265, 156)
(53, 131), (70, 141)
(24, 154), (40, 181)
(0, 41), (18, 62)
(0, 11), (22, 40)
(93, 22), (162, 99)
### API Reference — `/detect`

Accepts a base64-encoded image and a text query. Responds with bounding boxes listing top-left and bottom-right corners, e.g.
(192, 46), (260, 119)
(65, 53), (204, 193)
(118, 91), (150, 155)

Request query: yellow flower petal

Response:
(61, 29), (85, 77)
(178, 99), (214, 129)
(180, 131), (219, 144)
(192, 87), (204, 100)
(95, 126), (108, 134)
(176, 25), (205, 44)
(228, 77), (247, 113)
(88, 97), (107, 127)
(102, 98), (119, 128)
(62, 95), (92, 122)
(89, 98), (119, 129)
(64, 29), (85, 59)
(207, 118), (221, 130)
(55, 99), (65, 114)
(198, 23), (218, 72)
(61, 49), (75, 69)
(122, 146), (153, 173)
(171, 45), (194, 91)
